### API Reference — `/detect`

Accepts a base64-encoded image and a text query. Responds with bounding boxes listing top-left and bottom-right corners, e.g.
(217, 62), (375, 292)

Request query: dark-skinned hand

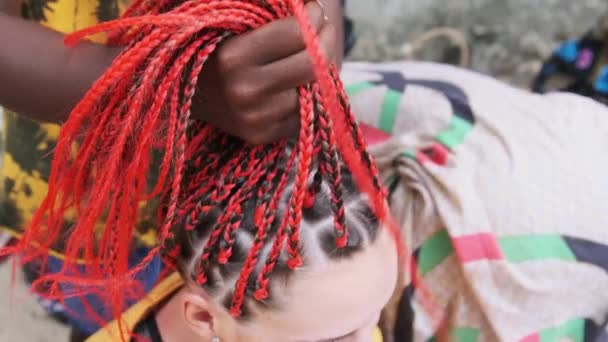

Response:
(191, 1), (338, 144)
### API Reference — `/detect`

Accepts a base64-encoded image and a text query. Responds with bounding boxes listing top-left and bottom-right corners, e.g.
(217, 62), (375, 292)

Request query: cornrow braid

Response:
(230, 148), (295, 315)
(217, 147), (283, 264)
(174, 137), (383, 319)
(331, 65), (384, 193)
(1, 0), (412, 335)
(313, 84), (348, 247)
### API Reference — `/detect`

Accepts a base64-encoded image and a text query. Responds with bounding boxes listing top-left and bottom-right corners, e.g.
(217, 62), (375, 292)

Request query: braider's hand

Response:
(191, 1), (338, 144)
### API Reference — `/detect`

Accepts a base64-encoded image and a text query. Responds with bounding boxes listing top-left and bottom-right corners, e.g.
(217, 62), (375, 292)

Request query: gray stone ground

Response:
(1, 0), (607, 341)
(347, 0), (607, 86)
(0, 265), (70, 341)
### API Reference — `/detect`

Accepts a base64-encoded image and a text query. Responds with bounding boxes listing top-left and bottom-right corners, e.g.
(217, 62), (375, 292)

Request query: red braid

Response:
(285, 87), (314, 269)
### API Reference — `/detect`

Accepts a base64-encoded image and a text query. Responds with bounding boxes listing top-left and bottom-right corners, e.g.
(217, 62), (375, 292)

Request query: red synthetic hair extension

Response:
(0, 0), (442, 336)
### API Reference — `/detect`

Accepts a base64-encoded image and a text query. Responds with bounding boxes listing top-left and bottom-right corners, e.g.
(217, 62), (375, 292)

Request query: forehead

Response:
(243, 228), (398, 341)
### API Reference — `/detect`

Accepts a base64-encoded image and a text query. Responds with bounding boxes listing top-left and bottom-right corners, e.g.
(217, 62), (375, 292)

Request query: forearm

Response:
(0, 0), (18, 16)
(0, 12), (120, 123)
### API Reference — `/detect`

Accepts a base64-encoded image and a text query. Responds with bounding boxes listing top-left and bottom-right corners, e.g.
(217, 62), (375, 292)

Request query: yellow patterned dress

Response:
(0, 0), (158, 255)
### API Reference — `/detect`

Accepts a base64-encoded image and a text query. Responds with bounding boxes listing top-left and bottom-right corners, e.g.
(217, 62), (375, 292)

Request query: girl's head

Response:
(169, 142), (399, 341)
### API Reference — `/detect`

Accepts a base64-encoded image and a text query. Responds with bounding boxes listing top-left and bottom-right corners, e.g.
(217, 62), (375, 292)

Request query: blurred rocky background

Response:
(347, 0), (608, 87)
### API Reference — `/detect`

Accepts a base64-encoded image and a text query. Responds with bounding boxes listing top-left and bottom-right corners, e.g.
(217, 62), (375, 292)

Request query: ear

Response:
(182, 292), (217, 339)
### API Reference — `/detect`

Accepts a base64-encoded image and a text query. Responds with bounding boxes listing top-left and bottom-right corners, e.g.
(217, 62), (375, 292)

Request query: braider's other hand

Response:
(191, 1), (338, 144)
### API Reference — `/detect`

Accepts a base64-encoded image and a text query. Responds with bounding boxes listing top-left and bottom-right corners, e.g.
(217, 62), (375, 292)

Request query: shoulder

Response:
(86, 273), (183, 342)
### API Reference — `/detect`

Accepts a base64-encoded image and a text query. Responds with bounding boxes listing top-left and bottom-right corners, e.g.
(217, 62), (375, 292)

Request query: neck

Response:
(155, 288), (199, 342)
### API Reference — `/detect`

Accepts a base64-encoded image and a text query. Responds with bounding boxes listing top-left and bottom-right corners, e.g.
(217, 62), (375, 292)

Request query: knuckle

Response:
(228, 79), (260, 105)
(216, 45), (240, 71)
(240, 111), (261, 126)
(285, 20), (303, 44)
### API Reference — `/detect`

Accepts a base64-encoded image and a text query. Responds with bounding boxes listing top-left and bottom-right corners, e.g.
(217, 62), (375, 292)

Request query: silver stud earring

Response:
(212, 337), (220, 342)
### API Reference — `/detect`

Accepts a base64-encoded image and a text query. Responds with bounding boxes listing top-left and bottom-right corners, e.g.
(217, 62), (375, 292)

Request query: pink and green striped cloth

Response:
(342, 62), (608, 342)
